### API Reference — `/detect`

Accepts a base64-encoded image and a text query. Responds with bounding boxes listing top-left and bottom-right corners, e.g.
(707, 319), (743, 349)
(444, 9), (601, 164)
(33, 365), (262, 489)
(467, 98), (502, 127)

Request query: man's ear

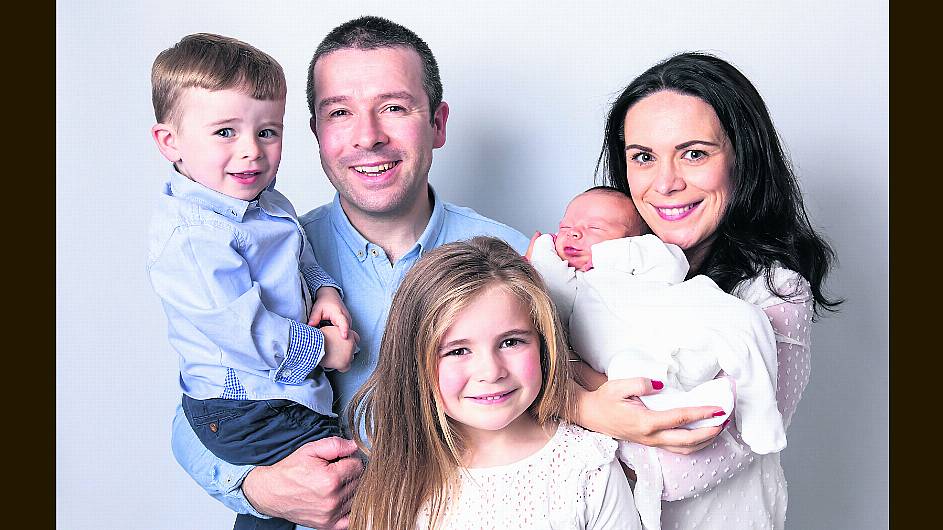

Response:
(431, 101), (449, 149)
(151, 123), (181, 163)
(309, 116), (319, 141)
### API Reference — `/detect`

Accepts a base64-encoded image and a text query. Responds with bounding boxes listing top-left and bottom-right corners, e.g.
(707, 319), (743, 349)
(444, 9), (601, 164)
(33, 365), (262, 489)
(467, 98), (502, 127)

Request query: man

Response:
(171, 16), (723, 530)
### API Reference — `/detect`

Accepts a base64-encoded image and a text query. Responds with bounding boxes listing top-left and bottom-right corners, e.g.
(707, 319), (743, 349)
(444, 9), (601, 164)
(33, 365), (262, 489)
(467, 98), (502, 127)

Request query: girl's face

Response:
(622, 91), (734, 270)
(436, 285), (543, 440)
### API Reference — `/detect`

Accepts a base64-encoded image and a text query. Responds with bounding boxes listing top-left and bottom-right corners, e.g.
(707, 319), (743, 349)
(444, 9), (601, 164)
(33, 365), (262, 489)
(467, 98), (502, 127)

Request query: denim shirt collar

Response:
(167, 168), (277, 222)
(329, 185), (446, 263)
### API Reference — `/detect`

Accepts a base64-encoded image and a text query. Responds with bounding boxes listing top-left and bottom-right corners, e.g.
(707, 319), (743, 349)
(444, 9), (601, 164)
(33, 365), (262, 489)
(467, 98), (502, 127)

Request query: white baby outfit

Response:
(529, 234), (786, 530)
(415, 422), (642, 529)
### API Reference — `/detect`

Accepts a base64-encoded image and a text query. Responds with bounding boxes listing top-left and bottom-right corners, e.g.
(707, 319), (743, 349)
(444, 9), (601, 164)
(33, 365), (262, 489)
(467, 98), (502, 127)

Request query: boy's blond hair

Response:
(151, 33), (287, 125)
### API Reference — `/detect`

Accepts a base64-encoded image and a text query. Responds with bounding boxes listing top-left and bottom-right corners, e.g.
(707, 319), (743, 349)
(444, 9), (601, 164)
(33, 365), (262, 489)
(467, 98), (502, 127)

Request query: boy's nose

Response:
(241, 137), (263, 160)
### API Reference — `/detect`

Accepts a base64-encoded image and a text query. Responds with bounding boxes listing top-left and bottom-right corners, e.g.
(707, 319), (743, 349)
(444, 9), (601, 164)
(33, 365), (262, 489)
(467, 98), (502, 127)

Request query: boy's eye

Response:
(258, 129), (279, 139)
(214, 128), (235, 138)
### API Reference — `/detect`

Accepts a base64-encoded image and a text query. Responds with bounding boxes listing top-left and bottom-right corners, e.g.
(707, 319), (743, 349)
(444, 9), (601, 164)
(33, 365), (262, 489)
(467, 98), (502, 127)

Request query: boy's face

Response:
(554, 191), (646, 270)
(152, 87), (286, 201)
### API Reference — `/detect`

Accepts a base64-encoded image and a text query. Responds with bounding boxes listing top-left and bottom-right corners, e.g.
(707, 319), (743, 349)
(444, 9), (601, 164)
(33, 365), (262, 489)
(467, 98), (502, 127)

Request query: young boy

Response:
(146, 33), (358, 530)
(527, 186), (786, 529)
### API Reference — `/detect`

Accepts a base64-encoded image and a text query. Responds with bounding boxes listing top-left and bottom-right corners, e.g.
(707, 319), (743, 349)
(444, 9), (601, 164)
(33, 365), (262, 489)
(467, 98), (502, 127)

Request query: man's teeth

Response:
(354, 162), (396, 174)
(659, 204), (695, 216)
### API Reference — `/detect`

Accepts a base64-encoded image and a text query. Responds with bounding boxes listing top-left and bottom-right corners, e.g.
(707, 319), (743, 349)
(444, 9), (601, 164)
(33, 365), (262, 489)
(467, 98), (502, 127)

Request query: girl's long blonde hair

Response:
(347, 236), (572, 530)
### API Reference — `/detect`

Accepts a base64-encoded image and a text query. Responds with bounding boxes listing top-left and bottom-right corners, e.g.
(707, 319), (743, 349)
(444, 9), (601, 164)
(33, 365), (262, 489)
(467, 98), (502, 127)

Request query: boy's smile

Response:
(154, 87), (286, 201)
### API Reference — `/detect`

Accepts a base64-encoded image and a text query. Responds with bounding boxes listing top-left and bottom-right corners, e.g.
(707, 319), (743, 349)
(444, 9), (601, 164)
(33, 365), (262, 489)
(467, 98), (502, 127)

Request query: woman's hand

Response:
(572, 376), (725, 454)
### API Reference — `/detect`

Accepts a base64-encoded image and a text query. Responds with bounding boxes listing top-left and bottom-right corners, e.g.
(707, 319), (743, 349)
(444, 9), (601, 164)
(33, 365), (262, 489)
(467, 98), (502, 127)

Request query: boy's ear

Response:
(151, 123), (181, 163)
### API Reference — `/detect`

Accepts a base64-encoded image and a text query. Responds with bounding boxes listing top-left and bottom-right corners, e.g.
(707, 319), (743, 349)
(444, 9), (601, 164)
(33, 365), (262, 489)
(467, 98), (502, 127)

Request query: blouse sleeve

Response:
(639, 270), (814, 501)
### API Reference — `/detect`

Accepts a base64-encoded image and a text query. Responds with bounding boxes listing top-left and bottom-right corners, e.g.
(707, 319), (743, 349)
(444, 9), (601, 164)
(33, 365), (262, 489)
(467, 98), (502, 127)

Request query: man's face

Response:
(311, 47), (448, 220)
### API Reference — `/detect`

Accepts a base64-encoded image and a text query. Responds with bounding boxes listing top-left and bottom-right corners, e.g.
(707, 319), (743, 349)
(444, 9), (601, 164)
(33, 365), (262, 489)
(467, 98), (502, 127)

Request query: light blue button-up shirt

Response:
(169, 187), (529, 526)
(148, 171), (339, 415)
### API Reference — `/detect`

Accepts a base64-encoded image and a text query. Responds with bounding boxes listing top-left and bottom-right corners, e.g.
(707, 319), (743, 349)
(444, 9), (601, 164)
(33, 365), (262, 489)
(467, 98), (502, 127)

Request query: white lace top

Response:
(416, 422), (642, 529)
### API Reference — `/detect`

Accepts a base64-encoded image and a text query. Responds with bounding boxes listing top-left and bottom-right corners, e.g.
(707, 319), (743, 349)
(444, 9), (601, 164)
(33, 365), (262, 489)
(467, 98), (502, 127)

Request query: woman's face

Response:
(622, 91), (734, 269)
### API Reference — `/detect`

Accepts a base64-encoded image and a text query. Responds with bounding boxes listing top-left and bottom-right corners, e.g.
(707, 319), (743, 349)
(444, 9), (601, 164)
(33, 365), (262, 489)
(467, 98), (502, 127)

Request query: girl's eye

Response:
(258, 129), (279, 139)
(500, 338), (523, 348)
(682, 150), (708, 162)
(214, 128), (235, 138)
(442, 347), (469, 357)
(629, 152), (654, 164)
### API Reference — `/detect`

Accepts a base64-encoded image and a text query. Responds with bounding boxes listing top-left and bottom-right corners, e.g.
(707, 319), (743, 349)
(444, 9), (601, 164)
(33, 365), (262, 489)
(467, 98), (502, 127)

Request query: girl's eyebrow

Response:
(498, 328), (536, 338)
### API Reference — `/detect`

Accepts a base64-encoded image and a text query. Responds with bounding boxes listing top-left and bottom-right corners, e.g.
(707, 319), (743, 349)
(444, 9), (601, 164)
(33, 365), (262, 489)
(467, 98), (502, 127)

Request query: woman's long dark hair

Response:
(597, 52), (841, 317)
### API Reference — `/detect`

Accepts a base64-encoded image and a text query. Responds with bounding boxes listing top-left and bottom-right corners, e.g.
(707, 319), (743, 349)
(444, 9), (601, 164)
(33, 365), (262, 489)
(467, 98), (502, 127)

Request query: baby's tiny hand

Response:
(309, 287), (351, 339)
(320, 325), (360, 373)
(524, 231), (542, 262)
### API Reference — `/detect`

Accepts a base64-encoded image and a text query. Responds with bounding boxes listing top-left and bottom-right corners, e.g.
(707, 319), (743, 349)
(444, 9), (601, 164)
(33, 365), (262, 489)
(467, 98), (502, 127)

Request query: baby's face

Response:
(554, 191), (645, 270)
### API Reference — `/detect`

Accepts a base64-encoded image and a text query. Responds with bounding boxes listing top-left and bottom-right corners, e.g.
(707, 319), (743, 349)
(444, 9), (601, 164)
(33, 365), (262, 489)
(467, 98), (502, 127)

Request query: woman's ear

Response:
(151, 123), (182, 163)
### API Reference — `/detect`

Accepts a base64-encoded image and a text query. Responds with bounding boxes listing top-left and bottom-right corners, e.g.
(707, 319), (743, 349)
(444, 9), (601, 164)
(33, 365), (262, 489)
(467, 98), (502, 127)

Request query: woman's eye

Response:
(682, 150), (708, 161)
(214, 128), (235, 138)
(630, 152), (653, 164)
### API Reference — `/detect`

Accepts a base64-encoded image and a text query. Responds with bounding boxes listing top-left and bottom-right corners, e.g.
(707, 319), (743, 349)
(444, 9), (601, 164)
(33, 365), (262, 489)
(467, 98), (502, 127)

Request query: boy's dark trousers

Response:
(182, 395), (342, 530)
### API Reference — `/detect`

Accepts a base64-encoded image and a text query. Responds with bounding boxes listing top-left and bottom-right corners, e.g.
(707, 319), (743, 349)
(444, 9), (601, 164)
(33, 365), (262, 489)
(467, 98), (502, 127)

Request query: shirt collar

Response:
(167, 168), (273, 222)
(330, 186), (445, 263)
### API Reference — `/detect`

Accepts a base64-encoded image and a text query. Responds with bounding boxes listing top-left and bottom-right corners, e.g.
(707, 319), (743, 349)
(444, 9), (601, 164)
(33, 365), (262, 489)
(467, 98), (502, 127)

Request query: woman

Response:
(573, 52), (840, 529)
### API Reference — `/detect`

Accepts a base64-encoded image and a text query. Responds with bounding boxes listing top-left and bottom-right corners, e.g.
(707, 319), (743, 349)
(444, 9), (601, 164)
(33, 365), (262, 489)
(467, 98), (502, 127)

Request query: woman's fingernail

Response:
(722, 419), (730, 428)
(712, 410), (726, 417)
(651, 380), (664, 390)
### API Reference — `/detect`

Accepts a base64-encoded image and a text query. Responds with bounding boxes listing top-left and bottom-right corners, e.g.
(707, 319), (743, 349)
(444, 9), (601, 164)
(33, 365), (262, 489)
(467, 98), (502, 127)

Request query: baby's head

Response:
(150, 33), (288, 201)
(555, 186), (647, 270)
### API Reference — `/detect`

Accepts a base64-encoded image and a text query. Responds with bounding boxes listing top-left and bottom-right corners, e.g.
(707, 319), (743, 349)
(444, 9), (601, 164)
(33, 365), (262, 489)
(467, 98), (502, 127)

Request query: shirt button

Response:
(282, 369), (292, 379)
(370, 249), (379, 256)
(357, 251), (365, 258)
(209, 422), (219, 433)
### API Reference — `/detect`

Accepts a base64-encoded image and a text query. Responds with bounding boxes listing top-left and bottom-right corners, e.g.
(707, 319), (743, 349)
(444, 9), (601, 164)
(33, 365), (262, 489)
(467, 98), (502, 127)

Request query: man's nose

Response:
(352, 114), (389, 150)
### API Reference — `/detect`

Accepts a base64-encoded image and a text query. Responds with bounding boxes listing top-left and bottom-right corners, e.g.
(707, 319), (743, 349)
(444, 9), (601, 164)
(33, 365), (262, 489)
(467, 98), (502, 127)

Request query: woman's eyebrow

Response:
(675, 140), (720, 150)
(625, 143), (651, 151)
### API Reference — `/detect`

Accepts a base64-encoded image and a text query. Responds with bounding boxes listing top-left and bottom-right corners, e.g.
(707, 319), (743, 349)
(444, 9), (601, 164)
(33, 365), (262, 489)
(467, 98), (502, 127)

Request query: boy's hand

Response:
(309, 287), (351, 339)
(320, 325), (359, 373)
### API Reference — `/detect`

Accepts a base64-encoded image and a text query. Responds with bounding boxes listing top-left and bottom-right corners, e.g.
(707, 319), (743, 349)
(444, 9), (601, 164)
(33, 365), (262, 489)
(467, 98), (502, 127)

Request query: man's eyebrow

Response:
(675, 140), (720, 150)
(317, 95), (349, 111)
(377, 91), (417, 104)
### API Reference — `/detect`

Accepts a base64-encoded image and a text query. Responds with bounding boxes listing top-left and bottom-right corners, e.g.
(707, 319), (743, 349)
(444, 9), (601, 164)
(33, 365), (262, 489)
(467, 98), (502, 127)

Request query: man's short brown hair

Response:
(151, 33), (286, 125)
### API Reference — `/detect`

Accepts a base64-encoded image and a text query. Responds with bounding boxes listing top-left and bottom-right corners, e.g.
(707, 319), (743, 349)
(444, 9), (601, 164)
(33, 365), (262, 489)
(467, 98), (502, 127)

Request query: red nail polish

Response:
(722, 419), (730, 428)
(651, 380), (664, 390)
(712, 410), (726, 417)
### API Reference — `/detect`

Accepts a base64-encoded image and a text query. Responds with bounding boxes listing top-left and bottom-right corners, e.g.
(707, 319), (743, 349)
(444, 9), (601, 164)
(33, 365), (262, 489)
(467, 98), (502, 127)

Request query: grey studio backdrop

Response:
(56, 2), (888, 529)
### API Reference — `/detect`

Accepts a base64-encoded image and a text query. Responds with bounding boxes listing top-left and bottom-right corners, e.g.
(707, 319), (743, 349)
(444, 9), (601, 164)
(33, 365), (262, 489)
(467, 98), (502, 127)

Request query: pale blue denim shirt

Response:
(148, 171), (340, 415)
(170, 187), (529, 526)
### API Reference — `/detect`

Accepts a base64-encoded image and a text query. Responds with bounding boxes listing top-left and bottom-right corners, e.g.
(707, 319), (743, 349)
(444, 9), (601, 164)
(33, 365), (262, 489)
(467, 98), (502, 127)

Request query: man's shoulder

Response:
(298, 201), (333, 230)
(439, 201), (529, 253)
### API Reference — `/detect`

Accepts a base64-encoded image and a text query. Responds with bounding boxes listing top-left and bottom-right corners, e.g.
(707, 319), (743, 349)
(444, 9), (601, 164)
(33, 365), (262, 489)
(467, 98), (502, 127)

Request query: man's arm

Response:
(171, 405), (364, 529)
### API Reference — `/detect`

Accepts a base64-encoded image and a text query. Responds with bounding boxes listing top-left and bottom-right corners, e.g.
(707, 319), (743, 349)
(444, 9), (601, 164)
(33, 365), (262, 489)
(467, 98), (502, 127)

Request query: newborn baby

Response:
(529, 186), (787, 528)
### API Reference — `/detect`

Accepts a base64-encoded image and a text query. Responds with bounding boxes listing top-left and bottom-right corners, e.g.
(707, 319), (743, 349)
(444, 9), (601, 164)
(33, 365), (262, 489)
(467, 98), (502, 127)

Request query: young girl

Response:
(347, 236), (642, 530)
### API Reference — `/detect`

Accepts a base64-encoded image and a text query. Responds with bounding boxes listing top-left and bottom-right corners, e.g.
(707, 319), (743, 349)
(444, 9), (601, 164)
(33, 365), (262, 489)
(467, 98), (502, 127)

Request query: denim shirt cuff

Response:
(222, 465), (271, 519)
(275, 321), (325, 384)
